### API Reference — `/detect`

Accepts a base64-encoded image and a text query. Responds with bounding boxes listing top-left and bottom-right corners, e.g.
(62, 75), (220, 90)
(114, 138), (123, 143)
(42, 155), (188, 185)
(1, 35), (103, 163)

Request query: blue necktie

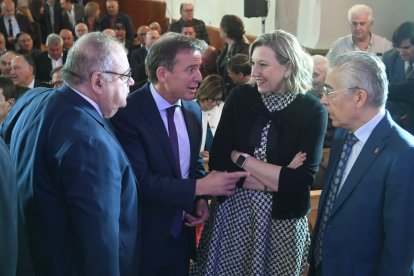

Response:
(314, 132), (359, 266)
(166, 106), (183, 238)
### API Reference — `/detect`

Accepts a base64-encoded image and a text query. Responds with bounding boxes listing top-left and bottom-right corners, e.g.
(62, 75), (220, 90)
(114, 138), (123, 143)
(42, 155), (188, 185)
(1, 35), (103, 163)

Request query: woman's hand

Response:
(287, 151), (307, 169)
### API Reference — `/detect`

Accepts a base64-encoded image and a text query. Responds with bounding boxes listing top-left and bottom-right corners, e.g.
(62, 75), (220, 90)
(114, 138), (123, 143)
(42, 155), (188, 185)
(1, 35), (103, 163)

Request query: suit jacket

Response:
(99, 13), (134, 40)
(1, 86), (140, 276)
(110, 83), (205, 275)
(0, 14), (34, 50)
(130, 46), (147, 67)
(309, 112), (414, 276)
(41, 2), (63, 41)
(0, 138), (18, 276)
(61, 4), (84, 31)
(383, 48), (406, 82)
(34, 51), (68, 82)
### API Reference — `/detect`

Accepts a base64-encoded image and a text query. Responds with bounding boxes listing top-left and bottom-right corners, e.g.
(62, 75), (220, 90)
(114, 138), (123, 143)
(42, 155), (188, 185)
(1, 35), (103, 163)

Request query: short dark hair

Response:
(0, 76), (16, 100)
(227, 54), (250, 76)
(146, 32), (207, 84)
(18, 54), (36, 75)
(220, 15), (245, 41)
(392, 21), (414, 48)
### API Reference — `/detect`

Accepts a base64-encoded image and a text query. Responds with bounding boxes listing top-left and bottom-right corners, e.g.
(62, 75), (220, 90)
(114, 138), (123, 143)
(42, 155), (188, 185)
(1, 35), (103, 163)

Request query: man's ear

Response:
(355, 89), (368, 108)
(90, 71), (103, 94)
(156, 67), (167, 83)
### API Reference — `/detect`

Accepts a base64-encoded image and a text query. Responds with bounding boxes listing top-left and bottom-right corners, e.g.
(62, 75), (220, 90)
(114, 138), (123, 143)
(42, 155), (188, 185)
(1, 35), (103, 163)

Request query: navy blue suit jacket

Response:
(0, 14), (34, 50)
(110, 83), (205, 274)
(383, 48), (406, 82)
(1, 86), (140, 276)
(34, 51), (68, 82)
(309, 112), (414, 276)
(99, 13), (134, 40)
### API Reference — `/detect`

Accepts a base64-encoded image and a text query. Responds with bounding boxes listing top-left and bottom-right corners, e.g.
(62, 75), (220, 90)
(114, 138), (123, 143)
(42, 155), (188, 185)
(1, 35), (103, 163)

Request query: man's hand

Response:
(195, 170), (249, 196)
(184, 199), (209, 227)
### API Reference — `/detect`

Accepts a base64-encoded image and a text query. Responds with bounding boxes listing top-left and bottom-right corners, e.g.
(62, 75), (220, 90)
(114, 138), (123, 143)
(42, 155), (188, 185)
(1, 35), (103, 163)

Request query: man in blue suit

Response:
(308, 51), (414, 276)
(384, 21), (414, 133)
(1, 32), (140, 276)
(111, 33), (248, 276)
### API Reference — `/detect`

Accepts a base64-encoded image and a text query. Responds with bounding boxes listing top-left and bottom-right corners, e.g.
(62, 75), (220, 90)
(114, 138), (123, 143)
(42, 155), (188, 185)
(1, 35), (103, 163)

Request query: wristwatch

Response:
(235, 153), (249, 168)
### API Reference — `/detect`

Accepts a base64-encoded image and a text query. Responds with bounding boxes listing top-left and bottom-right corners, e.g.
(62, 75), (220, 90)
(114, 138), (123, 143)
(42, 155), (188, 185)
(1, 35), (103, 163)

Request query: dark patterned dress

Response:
(191, 92), (310, 276)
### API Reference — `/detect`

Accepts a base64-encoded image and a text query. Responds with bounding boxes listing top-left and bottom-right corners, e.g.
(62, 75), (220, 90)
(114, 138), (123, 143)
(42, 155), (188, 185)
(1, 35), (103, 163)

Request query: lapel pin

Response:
(374, 148), (380, 154)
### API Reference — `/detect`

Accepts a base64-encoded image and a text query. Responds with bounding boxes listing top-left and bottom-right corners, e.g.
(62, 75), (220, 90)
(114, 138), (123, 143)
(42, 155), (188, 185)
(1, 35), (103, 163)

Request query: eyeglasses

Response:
(102, 68), (132, 83)
(201, 98), (223, 105)
(322, 86), (359, 97)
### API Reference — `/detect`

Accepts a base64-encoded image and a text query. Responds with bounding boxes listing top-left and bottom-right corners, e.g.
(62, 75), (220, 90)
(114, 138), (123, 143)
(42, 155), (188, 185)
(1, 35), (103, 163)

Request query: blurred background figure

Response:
(201, 45), (219, 78)
(0, 51), (17, 77)
(217, 14), (249, 91)
(0, 0), (34, 50)
(59, 28), (74, 50)
(60, 0), (84, 32)
(10, 55), (43, 88)
(35, 33), (66, 82)
(148, 21), (162, 35)
(226, 53), (251, 87)
(0, 33), (7, 55)
(80, 1), (101, 32)
(100, 0), (134, 40)
(16, 5), (42, 49)
(49, 65), (63, 88)
(74, 22), (88, 39)
(102, 28), (116, 37)
(114, 22), (135, 55)
(136, 25), (149, 48)
(41, 0), (63, 42)
(167, 2), (209, 44)
(16, 33), (42, 58)
(0, 76), (17, 123)
(310, 54), (329, 98)
(181, 22), (196, 38)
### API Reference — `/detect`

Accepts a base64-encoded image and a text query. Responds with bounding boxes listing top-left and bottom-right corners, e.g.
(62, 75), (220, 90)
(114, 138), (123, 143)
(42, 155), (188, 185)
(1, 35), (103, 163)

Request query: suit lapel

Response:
(330, 113), (393, 215)
(141, 87), (180, 177)
(181, 100), (201, 175)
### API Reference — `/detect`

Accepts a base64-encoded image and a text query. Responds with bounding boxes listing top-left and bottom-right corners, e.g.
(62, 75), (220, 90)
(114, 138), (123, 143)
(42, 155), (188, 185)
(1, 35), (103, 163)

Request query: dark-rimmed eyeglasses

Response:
(322, 86), (359, 97)
(102, 68), (132, 83)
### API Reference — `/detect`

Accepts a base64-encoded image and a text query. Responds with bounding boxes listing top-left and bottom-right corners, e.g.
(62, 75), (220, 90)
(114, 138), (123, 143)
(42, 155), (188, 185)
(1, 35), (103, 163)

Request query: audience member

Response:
(0, 136), (18, 276)
(28, 0), (46, 43)
(130, 30), (159, 82)
(74, 22), (88, 39)
(102, 28), (116, 37)
(16, 5), (42, 49)
(110, 32), (248, 275)
(0, 0), (34, 50)
(181, 23), (196, 38)
(226, 53), (251, 86)
(217, 15), (249, 91)
(114, 22), (135, 55)
(310, 54), (329, 98)
(10, 55), (43, 88)
(148, 21), (162, 35)
(308, 51), (414, 276)
(384, 21), (414, 131)
(0, 33), (6, 55)
(136, 25), (149, 47)
(168, 2), (209, 44)
(326, 4), (392, 61)
(59, 28), (74, 50)
(60, 0), (84, 32)
(16, 32), (42, 58)
(1, 32), (140, 276)
(100, 0), (134, 40)
(195, 74), (225, 157)
(80, 1), (101, 32)
(0, 50), (16, 77)
(42, 0), (63, 41)
(35, 33), (66, 82)
(192, 30), (327, 276)
(0, 76), (17, 123)
(49, 65), (63, 88)
(200, 45), (218, 78)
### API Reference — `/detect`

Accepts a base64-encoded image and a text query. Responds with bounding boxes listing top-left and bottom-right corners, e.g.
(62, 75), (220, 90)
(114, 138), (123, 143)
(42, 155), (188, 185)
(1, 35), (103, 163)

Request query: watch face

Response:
(235, 155), (247, 167)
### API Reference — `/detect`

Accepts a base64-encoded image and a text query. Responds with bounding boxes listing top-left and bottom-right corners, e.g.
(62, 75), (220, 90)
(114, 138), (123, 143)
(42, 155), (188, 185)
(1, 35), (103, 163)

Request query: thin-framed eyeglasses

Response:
(322, 86), (360, 97)
(102, 68), (132, 83)
(201, 98), (224, 105)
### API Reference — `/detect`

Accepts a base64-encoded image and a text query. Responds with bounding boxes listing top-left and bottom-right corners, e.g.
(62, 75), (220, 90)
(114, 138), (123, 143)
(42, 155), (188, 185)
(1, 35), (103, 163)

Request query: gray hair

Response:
(348, 4), (373, 23)
(46, 33), (63, 46)
(331, 51), (388, 108)
(146, 32), (208, 84)
(62, 32), (125, 86)
(249, 30), (313, 94)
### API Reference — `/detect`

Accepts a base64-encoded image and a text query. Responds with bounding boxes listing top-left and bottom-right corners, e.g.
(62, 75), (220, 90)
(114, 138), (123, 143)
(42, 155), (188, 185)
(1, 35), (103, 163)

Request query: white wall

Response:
(165, 0), (414, 49)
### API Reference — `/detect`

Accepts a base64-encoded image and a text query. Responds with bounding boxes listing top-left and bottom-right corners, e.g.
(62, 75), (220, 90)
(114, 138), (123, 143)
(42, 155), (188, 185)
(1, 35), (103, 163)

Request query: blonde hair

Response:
(196, 74), (226, 101)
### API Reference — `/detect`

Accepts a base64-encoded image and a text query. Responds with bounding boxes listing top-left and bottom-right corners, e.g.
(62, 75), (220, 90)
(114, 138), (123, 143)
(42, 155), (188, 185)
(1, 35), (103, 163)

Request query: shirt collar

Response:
(149, 83), (181, 111)
(353, 108), (385, 144)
